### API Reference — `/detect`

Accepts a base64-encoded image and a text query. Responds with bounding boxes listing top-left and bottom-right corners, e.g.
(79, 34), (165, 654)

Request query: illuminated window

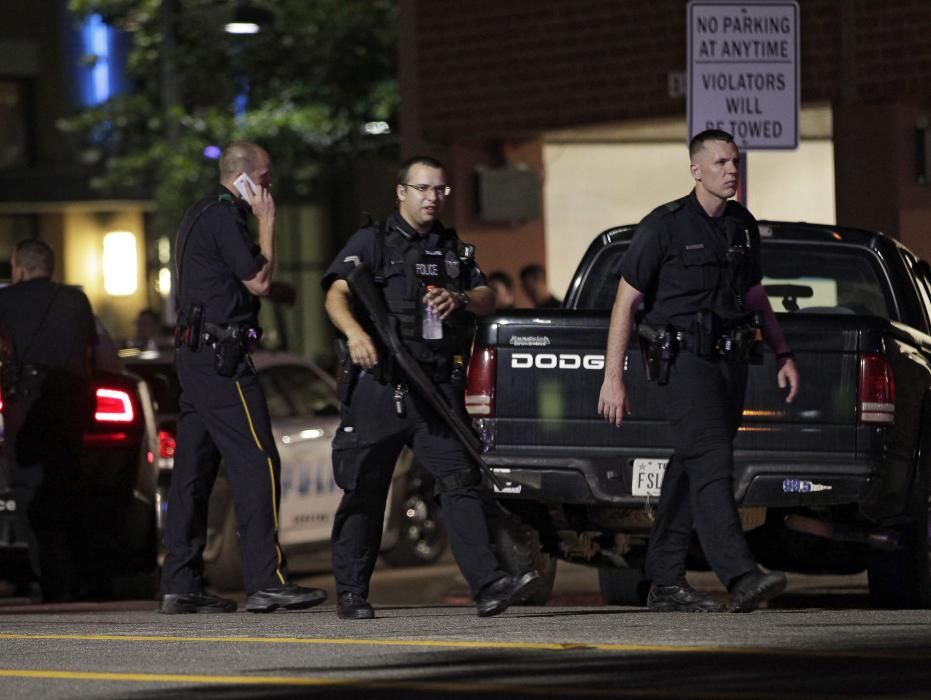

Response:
(103, 231), (137, 296)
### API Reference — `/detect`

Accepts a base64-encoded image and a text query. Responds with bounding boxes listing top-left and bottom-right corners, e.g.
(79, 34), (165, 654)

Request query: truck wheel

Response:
(598, 565), (649, 606)
(867, 488), (931, 609)
(204, 502), (244, 593)
(493, 518), (557, 605)
(381, 471), (448, 567)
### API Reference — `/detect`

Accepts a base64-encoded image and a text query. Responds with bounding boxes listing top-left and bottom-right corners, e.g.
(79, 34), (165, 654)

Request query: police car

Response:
(122, 348), (447, 591)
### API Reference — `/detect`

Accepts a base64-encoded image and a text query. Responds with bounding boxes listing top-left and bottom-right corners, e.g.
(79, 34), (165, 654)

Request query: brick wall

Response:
(407, 0), (931, 141)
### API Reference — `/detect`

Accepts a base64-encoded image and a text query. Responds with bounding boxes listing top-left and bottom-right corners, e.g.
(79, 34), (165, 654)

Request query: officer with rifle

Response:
(598, 129), (800, 613)
(322, 155), (542, 620)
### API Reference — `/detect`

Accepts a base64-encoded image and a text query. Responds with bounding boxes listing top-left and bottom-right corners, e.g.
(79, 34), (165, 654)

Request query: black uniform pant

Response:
(161, 348), (288, 596)
(4, 375), (90, 601)
(645, 351), (757, 589)
(330, 371), (504, 598)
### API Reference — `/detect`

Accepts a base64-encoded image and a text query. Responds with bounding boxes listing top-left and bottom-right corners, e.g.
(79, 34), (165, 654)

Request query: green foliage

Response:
(63, 0), (399, 235)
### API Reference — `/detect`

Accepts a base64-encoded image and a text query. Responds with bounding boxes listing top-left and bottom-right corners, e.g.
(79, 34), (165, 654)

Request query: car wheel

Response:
(492, 516), (557, 606)
(204, 501), (244, 593)
(598, 564), (649, 606)
(381, 471), (448, 567)
(867, 473), (931, 609)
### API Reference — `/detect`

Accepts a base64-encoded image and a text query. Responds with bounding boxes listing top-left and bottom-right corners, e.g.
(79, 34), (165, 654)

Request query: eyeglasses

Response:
(402, 183), (451, 197)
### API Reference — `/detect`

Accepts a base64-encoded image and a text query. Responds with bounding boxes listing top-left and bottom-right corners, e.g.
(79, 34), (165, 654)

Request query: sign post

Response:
(687, 0), (800, 198)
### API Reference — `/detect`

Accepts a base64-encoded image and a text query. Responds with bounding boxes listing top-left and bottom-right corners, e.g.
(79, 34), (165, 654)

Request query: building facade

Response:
(399, 0), (931, 299)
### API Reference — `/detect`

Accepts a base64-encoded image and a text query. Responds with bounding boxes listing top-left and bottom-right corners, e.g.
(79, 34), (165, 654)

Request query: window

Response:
(0, 81), (29, 170)
(760, 246), (892, 318)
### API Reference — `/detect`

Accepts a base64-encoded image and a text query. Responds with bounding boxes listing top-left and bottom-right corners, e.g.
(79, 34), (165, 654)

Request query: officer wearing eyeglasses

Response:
(598, 129), (800, 613)
(322, 155), (542, 619)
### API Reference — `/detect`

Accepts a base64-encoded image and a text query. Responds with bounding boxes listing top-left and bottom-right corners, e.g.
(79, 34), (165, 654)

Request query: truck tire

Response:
(204, 502), (244, 593)
(493, 518), (557, 605)
(598, 564), (649, 606)
(867, 484), (931, 609)
(381, 471), (448, 567)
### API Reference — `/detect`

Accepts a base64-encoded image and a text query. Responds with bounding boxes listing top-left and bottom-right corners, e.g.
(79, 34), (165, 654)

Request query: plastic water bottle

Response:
(423, 286), (443, 340)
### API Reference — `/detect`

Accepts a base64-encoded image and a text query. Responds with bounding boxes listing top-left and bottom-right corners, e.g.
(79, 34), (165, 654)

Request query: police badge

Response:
(444, 250), (461, 279)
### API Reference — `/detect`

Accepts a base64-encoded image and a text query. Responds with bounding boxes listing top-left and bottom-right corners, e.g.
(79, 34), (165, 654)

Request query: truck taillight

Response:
(465, 346), (496, 417)
(858, 352), (895, 424)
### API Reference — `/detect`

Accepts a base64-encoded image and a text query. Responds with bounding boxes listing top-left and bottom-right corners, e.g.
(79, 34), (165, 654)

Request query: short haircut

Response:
(487, 271), (514, 288)
(688, 129), (735, 159)
(219, 142), (263, 181)
(14, 239), (54, 276)
(397, 155), (445, 185)
(519, 263), (545, 282)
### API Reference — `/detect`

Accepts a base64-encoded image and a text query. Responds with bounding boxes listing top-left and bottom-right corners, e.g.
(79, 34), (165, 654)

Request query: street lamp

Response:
(224, 2), (275, 35)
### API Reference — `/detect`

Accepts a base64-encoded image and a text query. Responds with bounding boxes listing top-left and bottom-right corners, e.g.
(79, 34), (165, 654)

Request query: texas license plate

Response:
(631, 459), (668, 496)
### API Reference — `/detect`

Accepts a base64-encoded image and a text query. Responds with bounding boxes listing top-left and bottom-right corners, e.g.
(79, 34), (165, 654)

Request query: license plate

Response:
(632, 459), (668, 496)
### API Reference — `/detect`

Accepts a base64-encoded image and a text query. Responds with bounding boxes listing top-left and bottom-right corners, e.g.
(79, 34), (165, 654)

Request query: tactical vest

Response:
(371, 221), (476, 367)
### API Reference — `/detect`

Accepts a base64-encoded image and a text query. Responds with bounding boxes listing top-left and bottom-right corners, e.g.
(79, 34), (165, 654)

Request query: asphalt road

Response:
(1, 561), (928, 699)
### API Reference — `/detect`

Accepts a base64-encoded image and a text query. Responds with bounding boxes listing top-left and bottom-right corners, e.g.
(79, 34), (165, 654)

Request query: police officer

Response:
(322, 155), (541, 619)
(159, 142), (326, 614)
(0, 239), (96, 601)
(598, 129), (800, 613)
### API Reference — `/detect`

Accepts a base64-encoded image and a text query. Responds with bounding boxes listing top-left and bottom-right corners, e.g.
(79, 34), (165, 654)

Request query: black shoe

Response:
(337, 592), (375, 620)
(646, 582), (726, 613)
(475, 571), (543, 618)
(728, 568), (786, 612)
(245, 584), (327, 613)
(158, 591), (237, 614)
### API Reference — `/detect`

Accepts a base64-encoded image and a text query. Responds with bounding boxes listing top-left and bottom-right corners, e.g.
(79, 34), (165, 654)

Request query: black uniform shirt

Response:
(616, 190), (762, 330)
(322, 212), (485, 293)
(176, 186), (265, 326)
(0, 278), (96, 378)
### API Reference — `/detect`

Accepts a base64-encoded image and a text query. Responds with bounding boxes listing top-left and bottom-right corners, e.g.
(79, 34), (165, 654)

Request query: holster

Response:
(637, 324), (678, 385)
(205, 323), (248, 377)
(334, 337), (360, 404)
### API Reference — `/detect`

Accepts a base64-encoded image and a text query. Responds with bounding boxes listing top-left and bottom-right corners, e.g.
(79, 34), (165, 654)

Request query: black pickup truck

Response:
(466, 222), (931, 609)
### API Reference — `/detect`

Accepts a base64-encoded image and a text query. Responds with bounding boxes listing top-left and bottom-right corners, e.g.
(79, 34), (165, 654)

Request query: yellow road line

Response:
(0, 633), (923, 660)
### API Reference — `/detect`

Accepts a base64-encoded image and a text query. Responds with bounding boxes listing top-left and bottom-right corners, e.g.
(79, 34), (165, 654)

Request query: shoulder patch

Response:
(218, 193), (235, 203)
(662, 200), (682, 213)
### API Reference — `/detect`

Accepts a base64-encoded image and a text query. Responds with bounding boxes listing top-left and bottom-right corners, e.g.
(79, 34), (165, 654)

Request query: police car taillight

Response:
(465, 346), (496, 417)
(95, 388), (135, 423)
(858, 352), (895, 424)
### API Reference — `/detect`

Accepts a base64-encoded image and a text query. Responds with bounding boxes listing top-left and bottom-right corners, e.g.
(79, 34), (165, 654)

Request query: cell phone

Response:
(233, 173), (259, 202)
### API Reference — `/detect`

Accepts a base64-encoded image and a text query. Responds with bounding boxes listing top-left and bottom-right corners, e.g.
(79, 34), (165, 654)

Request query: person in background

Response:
(0, 239), (96, 601)
(487, 271), (516, 310)
(132, 308), (174, 351)
(519, 263), (561, 308)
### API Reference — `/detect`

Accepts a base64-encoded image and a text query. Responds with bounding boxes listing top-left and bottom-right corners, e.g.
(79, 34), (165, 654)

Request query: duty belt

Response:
(203, 322), (258, 344)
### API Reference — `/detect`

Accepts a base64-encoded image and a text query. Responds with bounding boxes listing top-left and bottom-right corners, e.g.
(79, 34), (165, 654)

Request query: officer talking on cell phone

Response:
(159, 142), (327, 614)
(598, 129), (800, 614)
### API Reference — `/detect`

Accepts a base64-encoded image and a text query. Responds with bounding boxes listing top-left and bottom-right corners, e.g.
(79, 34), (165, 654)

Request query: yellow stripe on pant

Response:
(236, 380), (286, 585)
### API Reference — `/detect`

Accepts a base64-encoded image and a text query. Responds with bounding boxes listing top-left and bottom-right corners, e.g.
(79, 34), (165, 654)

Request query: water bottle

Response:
(423, 285), (443, 340)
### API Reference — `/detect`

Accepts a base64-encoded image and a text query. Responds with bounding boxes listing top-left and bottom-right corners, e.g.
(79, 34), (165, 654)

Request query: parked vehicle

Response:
(466, 221), (931, 608)
(0, 366), (160, 599)
(122, 348), (447, 591)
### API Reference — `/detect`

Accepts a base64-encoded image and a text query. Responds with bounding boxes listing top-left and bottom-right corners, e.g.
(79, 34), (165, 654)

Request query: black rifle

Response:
(346, 263), (503, 490)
